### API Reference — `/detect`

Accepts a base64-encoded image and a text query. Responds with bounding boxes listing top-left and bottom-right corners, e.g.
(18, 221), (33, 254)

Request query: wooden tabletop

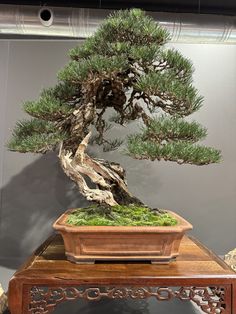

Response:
(15, 234), (236, 286)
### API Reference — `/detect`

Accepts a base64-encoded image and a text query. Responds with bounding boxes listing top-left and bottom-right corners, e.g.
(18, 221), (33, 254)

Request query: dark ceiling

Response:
(0, 0), (236, 16)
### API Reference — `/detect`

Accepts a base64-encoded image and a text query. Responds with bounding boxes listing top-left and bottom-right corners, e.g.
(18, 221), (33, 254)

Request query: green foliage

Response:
(53, 82), (78, 100)
(130, 44), (160, 63)
(158, 49), (194, 83)
(70, 41), (160, 65)
(8, 119), (67, 153)
(127, 134), (221, 165)
(69, 37), (100, 60)
(10, 119), (55, 138)
(142, 116), (207, 142)
(9, 8), (221, 169)
(66, 204), (177, 226)
(58, 55), (128, 83)
(24, 88), (73, 121)
(99, 9), (170, 45)
(136, 71), (203, 116)
(69, 9), (169, 60)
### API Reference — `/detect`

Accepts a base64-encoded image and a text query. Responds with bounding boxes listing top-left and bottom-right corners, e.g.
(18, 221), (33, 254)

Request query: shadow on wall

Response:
(54, 298), (150, 314)
(0, 145), (163, 270)
(53, 294), (199, 314)
(1, 291), (198, 314)
(0, 152), (89, 270)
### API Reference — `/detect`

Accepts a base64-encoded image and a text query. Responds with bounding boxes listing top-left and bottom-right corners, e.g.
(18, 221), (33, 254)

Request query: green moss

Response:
(66, 204), (178, 227)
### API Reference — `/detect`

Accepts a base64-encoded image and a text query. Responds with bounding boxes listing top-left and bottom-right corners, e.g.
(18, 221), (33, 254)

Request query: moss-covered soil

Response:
(66, 204), (178, 227)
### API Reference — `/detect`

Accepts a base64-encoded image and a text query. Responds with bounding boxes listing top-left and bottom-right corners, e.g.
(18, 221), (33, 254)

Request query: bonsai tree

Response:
(8, 9), (221, 226)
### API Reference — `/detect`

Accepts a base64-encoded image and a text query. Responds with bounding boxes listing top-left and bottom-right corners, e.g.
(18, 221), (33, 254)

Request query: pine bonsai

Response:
(8, 9), (221, 226)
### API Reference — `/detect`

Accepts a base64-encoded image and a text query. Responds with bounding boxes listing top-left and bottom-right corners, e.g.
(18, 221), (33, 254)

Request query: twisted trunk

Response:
(59, 132), (142, 206)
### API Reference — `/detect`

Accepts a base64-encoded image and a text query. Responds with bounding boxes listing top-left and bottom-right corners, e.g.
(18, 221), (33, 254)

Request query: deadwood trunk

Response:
(59, 132), (142, 207)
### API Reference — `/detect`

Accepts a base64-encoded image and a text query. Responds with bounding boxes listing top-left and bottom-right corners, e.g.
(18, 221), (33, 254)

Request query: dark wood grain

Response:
(8, 233), (236, 314)
(233, 280), (236, 314)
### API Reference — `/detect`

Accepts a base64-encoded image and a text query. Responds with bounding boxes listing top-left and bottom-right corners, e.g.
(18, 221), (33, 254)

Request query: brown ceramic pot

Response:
(53, 209), (192, 264)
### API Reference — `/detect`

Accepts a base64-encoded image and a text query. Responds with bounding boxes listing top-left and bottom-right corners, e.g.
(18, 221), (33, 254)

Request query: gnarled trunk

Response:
(59, 132), (142, 206)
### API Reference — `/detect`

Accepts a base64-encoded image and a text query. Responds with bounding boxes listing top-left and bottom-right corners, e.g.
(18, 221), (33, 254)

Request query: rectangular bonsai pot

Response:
(53, 209), (192, 264)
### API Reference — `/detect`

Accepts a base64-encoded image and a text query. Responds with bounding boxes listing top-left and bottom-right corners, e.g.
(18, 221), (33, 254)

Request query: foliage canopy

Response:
(8, 9), (222, 214)
(8, 9), (221, 166)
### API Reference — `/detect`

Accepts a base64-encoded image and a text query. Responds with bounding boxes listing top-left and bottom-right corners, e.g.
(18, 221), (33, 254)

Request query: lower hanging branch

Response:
(59, 132), (142, 207)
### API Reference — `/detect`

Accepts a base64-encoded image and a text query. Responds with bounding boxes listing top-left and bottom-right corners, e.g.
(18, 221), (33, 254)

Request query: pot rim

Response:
(53, 209), (193, 234)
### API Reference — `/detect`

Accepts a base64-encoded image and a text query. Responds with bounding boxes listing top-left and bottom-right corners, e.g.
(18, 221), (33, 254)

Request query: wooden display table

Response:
(8, 234), (236, 314)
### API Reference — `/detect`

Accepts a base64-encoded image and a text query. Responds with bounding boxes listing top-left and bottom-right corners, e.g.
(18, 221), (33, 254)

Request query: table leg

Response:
(232, 280), (236, 314)
(8, 277), (24, 314)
